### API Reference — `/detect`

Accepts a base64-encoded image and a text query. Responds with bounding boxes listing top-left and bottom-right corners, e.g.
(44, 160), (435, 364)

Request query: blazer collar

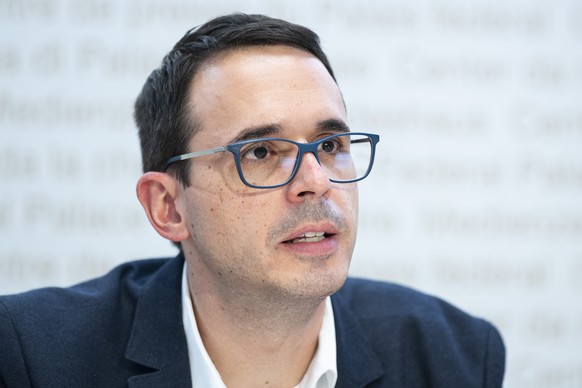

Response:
(332, 286), (384, 388)
(125, 255), (192, 388)
(122, 257), (384, 387)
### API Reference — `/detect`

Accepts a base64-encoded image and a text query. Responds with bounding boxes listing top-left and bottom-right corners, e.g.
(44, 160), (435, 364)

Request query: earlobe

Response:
(136, 172), (190, 242)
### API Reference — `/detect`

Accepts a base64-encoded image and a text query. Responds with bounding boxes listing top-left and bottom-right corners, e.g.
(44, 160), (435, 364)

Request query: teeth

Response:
(305, 231), (324, 238)
(290, 231), (326, 243)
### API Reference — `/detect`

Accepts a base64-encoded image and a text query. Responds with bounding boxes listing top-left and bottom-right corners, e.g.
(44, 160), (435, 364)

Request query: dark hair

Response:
(134, 13), (336, 186)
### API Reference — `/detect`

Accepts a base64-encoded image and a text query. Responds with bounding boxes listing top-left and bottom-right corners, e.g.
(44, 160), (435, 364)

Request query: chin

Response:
(286, 264), (350, 300)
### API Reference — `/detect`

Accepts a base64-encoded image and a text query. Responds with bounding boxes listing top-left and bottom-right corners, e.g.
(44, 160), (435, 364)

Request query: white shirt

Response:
(181, 262), (338, 388)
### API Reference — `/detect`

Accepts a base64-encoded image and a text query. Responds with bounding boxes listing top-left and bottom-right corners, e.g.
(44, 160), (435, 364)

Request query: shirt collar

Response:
(181, 262), (226, 388)
(181, 262), (337, 388)
(295, 297), (337, 388)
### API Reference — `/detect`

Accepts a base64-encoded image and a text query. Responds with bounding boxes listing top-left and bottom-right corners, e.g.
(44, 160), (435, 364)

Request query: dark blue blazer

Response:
(0, 256), (505, 387)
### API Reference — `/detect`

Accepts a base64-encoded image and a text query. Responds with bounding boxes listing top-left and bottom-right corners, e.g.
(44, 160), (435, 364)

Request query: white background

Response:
(1, 1), (581, 386)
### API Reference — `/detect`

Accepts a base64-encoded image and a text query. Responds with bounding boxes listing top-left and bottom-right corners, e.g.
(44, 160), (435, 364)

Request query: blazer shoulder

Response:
(0, 256), (181, 387)
(335, 277), (490, 327)
(0, 257), (172, 308)
(332, 277), (506, 387)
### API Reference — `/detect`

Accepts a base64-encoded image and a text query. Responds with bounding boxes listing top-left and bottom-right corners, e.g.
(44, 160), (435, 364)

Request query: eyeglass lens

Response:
(237, 133), (373, 187)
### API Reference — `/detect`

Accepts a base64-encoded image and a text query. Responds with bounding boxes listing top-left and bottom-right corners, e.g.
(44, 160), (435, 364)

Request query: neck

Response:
(186, 268), (327, 387)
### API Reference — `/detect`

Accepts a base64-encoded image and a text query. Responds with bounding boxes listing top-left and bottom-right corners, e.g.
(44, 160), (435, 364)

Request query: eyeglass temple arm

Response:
(351, 138), (372, 144)
(163, 146), (226, 171)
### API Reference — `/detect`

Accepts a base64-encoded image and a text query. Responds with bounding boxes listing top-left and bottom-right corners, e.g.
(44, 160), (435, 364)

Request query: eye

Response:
(250, 146), (268, 160)
(320, 139), (340, 153)
(240, 142), (275, 162)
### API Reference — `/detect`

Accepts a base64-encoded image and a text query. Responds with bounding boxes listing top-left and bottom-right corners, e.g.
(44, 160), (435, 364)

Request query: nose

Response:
(285, 151), (332, 201)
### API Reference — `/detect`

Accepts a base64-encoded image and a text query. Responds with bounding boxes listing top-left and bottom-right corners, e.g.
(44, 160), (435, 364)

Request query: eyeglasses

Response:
(164, 132), (380, 189)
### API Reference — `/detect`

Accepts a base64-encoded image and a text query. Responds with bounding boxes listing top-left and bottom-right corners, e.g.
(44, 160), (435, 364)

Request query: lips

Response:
(277, 222), (341, 256)
(281, 224), (338, 244)
(287, 231), (326, 244)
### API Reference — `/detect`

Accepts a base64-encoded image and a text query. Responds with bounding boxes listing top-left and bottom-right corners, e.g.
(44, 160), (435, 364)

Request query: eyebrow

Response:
(228, 118), (350, 144)
(229, 124), (284, 143)
(316, 118), (350, 134)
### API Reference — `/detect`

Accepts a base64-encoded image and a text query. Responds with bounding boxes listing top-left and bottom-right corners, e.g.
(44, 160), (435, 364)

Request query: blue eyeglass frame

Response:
(163, 132), (380, 189)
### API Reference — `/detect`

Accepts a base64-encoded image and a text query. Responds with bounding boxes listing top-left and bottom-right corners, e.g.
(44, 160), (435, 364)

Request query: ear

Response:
(136, 172), (190, 243)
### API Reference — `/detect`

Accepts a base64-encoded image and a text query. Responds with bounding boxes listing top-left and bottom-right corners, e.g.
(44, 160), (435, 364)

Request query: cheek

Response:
(204, 189), (271, 241)
(188, 161), (271, 236)
(335, 185), (359, 221)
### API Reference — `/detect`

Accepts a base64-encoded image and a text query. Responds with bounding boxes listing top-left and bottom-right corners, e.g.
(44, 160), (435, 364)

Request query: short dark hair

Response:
(134, 13), (337, 186)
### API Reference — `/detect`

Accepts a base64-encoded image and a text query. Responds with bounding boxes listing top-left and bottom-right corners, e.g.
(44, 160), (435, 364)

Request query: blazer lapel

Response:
(122, 258), (385, 387)
(124, 256), (192, 388)
(332, 291), (384, 388)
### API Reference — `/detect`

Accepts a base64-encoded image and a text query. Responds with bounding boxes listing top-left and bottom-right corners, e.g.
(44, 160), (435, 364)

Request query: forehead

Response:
(186, 45), (346, 145)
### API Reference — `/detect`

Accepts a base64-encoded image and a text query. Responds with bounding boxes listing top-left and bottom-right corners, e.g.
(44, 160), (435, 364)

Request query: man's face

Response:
(177, 45), (358, 300)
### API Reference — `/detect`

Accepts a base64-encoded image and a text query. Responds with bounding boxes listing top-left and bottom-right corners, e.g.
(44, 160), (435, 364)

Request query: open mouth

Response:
(284, 231), (332, 244)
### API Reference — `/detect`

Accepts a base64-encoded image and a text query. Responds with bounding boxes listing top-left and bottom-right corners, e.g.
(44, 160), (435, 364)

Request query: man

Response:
(0, 13), (505, 387)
